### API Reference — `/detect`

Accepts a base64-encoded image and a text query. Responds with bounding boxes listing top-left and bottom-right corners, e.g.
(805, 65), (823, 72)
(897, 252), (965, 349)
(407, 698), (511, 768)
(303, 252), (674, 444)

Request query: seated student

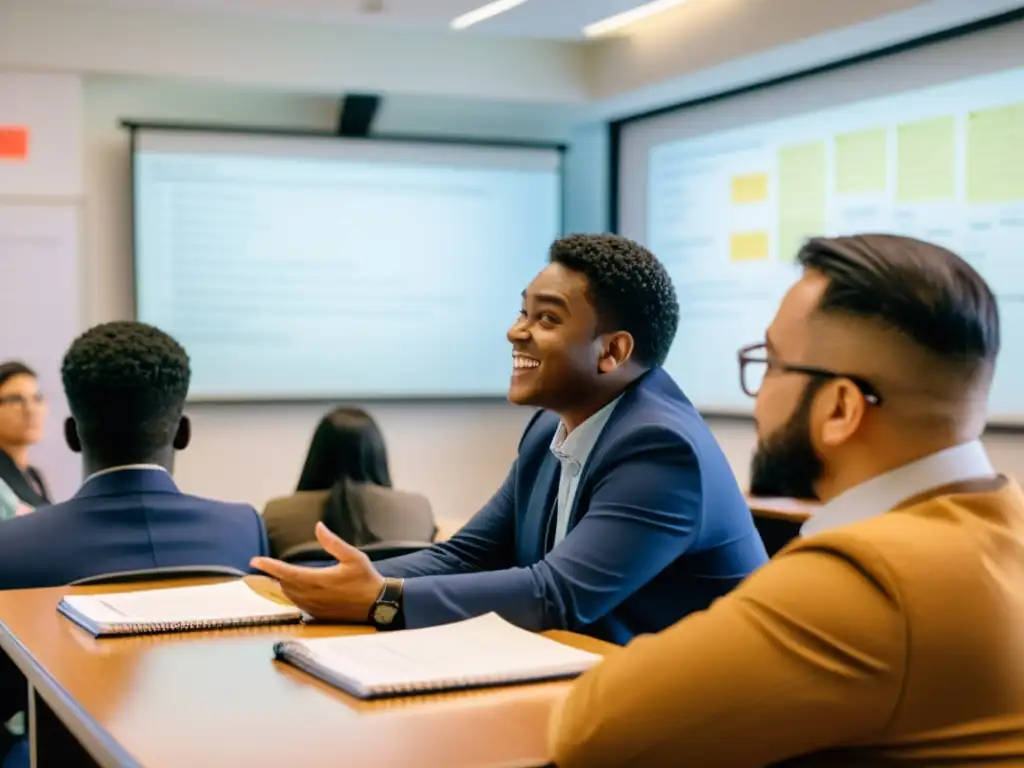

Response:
(550, 234), (1024, 766)
(253, 234), (767, 643)
(0, 361), (51, 519)
(0, 321), (268, 590)
(0, 321), (269, 766)
(263, 406), (434, 558)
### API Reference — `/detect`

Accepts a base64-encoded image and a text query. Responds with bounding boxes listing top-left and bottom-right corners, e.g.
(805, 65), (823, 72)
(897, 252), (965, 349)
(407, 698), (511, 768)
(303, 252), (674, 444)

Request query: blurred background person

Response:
(0, 361), (50, 520)
(262, 406), (435, 558)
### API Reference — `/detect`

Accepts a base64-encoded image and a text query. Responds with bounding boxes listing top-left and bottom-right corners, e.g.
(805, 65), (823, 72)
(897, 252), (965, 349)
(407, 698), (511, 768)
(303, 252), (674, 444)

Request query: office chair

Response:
(752, 516), (802, 558)
(359, 541), (431, 561)
(69, 565), (248, 586)
(280, 540), (431, 565)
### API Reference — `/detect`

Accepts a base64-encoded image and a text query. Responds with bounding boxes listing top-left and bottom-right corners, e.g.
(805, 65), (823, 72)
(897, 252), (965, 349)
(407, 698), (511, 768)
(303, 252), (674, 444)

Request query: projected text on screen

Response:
(644, 65), (1024, 420)
(133, 131), (561, 400)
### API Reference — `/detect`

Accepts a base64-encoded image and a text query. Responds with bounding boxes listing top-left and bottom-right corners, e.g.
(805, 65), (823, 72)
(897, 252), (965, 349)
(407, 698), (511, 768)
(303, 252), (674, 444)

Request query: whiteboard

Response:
(0, 204), (81, 500)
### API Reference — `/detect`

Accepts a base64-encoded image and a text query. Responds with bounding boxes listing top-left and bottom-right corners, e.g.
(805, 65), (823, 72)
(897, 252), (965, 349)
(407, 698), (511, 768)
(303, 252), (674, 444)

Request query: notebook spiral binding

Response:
(374, 675), (511, 695)
(108, 614), (297, 636)
(275, 640), (521, 697)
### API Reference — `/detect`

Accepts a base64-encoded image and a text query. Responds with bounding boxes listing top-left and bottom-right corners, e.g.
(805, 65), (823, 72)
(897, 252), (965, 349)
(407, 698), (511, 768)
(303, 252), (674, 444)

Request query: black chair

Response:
(280, 542), (334, 567)
(359, 541), (431, 561)
(752, 516), (803, 558)
(69, 565), (247, 587)
(280, 540), (431, 566)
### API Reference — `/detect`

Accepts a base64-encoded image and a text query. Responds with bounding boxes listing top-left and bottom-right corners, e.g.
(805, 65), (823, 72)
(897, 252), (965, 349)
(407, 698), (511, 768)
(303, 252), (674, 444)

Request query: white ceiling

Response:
(46, 0), (658, 38)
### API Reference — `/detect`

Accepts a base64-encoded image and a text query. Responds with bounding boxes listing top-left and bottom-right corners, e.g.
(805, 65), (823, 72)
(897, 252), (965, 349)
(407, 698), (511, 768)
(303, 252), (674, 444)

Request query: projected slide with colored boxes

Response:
(645, 64), (1024, 418)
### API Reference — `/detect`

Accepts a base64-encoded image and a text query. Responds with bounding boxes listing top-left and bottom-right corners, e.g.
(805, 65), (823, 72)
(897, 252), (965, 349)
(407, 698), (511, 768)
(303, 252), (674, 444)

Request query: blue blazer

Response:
(0, 468), (268, 591)
(379, 368), (768, 644)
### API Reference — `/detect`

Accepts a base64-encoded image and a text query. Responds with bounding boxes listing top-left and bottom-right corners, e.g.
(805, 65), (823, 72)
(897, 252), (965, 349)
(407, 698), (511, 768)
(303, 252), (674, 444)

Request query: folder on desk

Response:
(58, 581), (303, 637)
(274, 612), (601, 699)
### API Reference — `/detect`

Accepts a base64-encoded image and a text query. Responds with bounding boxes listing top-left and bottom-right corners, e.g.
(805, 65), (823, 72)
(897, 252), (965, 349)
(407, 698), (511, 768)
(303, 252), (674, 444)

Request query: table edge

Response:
(0, 618), (143, 768)
(750, 507), (812, 522)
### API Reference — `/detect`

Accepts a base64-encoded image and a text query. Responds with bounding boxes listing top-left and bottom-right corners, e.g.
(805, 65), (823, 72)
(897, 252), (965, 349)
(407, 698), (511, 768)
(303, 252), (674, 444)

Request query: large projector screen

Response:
(618, 18), (1024, 425)
(132, 128), (562, 401)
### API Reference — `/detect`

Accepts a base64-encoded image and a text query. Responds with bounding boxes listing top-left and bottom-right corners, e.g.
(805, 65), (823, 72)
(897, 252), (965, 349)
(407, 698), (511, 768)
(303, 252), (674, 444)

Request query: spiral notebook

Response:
(274, 612), (602, 699)
(58, 580), (303, 637)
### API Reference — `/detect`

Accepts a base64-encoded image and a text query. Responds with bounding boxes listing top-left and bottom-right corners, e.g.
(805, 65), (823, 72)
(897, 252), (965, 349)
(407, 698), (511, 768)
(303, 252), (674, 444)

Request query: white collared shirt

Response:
(800, 440), (996, 537)
(549, 396), (622, 547)
(84, 464), (169, 483)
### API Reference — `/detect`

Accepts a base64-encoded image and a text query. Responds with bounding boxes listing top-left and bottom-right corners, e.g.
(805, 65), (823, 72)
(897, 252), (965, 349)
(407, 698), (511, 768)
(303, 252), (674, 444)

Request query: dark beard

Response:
(749, 381), (823, 501)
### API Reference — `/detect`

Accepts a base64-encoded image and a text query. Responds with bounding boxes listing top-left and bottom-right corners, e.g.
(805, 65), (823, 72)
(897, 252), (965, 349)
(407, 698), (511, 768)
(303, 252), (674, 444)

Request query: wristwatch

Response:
(368, 577), (405, 630)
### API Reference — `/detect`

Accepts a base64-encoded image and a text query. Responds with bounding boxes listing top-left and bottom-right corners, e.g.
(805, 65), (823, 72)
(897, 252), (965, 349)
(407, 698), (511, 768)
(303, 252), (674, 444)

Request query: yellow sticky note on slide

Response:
(731, 173), (768, 204)
(966, 102), (1024, 203)
(730, 232), (769, 261)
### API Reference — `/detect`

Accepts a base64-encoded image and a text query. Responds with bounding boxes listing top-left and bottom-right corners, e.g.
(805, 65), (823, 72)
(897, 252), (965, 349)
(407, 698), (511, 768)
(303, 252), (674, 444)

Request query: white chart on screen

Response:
(642, 64), (1024, 420)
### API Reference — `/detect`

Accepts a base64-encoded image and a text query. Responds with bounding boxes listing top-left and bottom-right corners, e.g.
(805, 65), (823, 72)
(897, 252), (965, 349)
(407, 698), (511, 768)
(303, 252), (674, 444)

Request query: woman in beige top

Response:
(262, 407), (397, 558)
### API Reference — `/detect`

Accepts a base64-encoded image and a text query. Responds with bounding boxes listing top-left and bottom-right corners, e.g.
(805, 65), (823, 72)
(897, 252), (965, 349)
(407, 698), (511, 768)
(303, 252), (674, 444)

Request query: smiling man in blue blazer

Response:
(254, 234), (767, 644)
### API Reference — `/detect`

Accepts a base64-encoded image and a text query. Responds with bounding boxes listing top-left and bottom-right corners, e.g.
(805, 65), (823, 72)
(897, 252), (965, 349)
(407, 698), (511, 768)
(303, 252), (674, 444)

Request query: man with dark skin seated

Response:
(254, 233), (767, 643)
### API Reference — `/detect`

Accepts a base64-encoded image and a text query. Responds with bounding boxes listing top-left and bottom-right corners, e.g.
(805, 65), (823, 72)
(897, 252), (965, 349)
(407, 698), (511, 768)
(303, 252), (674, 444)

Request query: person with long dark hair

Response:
(0, 361), (50, 519)
(295, 407), (392, 492)
(263, 407), (433, 558)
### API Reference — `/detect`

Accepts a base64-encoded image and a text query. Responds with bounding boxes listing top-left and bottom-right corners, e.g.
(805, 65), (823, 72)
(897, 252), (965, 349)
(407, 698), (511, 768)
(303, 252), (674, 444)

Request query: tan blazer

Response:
(550, 479), (1024, 767)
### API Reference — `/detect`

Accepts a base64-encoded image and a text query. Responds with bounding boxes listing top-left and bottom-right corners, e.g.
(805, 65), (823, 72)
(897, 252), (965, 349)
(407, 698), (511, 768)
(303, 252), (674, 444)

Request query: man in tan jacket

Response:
(550, 234), (1024, 766)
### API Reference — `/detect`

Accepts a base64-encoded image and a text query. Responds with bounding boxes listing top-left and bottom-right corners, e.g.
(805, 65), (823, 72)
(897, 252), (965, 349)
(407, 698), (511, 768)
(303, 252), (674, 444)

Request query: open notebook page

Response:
(61, 580), (300, 625)
(282, 613), (601, 692)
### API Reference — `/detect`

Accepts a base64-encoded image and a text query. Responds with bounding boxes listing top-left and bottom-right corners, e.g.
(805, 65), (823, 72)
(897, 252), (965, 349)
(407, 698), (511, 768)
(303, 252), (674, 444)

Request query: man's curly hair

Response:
(549, 234), (679, 367)
(61, 321), (191, 463)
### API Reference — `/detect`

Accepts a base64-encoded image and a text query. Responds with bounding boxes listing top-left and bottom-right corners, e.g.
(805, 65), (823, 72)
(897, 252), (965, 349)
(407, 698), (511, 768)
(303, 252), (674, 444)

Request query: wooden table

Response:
(745, 495), (819, 524)
(0, 578), (613, 768)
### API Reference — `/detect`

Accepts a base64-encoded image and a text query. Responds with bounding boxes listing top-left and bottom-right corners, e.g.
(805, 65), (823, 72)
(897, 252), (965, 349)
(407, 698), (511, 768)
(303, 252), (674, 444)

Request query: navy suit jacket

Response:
(378, 368), (768, 644)
(0, 468), (268, 591)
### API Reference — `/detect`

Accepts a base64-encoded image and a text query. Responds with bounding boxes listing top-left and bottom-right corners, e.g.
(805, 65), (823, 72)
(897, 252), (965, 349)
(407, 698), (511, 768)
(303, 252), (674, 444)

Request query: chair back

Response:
(69, 565), (247, 586)
(329, 480), (436, 544)
(359, 541), (431, 561)
(280, 540), (431, 565)
(280, 542), (334, 567)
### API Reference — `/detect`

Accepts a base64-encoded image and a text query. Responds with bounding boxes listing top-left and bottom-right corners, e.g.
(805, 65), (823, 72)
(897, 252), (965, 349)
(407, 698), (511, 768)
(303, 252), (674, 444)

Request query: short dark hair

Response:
(798, 234), (999, 374)
(61, 321), (191, 463)
(549, 234), (679, 367)
(0, 361), (36, 390)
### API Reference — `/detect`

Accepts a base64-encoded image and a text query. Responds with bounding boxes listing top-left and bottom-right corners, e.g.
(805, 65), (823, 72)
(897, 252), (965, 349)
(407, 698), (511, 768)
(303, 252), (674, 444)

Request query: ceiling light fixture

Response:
(451, 0), (528, 30)
(583, 0), (691, 38)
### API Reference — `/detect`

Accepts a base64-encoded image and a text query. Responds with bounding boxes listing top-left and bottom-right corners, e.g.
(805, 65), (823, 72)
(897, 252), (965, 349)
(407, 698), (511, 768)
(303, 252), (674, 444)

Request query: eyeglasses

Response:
(0, 393), (45, 410)
(737, 342), (882, 405)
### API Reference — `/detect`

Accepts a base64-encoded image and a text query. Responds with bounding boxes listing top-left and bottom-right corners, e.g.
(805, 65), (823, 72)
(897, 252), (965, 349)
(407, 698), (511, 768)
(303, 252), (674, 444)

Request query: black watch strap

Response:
(369, 577), (405, 630)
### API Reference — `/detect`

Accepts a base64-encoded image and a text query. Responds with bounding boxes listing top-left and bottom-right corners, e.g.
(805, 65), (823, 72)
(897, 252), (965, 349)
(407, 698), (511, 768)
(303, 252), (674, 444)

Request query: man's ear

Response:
(598, 331), (635, 374)
(173, 415), (191, 451)
(64, 417), (81, 453)
(816, 379), (867, 450)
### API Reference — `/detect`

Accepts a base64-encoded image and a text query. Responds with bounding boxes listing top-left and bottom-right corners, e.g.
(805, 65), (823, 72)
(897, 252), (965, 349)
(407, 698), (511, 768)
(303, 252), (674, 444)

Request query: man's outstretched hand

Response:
(251, 522), (384, 622)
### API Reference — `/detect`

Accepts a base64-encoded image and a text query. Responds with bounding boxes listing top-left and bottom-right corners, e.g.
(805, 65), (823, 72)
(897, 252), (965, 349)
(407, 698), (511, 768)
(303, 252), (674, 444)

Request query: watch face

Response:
(373, 603), (398, 625)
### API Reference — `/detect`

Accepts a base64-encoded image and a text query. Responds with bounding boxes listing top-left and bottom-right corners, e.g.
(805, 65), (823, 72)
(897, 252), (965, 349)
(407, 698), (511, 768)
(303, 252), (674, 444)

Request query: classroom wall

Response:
(0, 1), (587, 105)
(81, 73), (1024, 520)
(83, 76), (583, 519)
(15, 1), (1024, 520)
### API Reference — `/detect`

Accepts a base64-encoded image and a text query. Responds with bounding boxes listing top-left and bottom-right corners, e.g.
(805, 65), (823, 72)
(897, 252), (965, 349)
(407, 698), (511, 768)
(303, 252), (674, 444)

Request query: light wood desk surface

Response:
(746, 495), (820, 523)
(0, 578), (614, 768)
